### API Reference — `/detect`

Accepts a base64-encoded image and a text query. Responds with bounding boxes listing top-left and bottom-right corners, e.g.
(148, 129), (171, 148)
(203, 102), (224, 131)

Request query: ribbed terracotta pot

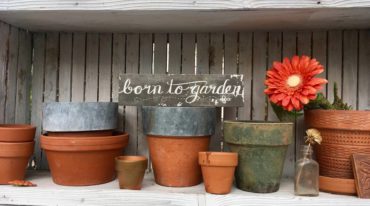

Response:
(224, 121), (293, 193)
(199, 152), (238, 194)
(143, 106), (216, 187)
(115, 156), (148, 190)
(0, 124), (36, 142)
(0, 141), (34, 184)
(305, 109), (370, 194)
(41, 132), (129, 186)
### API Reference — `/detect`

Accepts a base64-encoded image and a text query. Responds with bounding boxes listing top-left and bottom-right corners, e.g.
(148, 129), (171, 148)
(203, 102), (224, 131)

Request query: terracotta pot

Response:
(0, 141), (34, 184)
(41, 132), (129, 186)
(224, 121), (293, 193)
(319, 176), (356, 195)
(305, 110), (370, 194)
(115, 156), (148, 190)
(47, 130), (113, 137)
(148, 135), (210, 187)
(143, 106), (216, 187)
(0, 124), (36, 142)
(199, 152), (238, 194)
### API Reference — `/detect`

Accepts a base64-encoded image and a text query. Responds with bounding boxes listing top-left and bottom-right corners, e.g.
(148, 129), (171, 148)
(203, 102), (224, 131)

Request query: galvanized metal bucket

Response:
(142, 106), (216, 136)
(43, 102), (118, 132)
(224, 121), (293, 193)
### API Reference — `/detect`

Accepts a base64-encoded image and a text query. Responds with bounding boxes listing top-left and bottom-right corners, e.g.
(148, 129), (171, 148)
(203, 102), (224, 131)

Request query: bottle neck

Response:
(301, 145), (313, 159)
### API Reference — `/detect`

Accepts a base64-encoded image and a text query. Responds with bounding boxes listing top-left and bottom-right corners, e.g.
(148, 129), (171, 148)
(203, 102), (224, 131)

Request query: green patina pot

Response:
(224, 121), (293, 193)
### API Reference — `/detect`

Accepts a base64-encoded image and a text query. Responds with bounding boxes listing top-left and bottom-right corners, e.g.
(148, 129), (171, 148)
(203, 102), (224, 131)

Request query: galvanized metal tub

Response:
(142, 106), (216, 136)
(224, 121), (293, 193)
(43, 102), (118, 132)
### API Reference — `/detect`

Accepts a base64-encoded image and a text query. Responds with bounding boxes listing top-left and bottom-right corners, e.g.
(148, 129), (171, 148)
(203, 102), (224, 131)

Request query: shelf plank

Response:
(0, 8), (370, 33)
(1, 0), (370, 10)
(0, 171), (368, 206)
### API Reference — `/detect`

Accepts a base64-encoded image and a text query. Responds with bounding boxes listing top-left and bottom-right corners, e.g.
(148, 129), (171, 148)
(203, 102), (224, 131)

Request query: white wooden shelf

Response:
(0, 1), (370, 32)
(0, 171), (368, 206)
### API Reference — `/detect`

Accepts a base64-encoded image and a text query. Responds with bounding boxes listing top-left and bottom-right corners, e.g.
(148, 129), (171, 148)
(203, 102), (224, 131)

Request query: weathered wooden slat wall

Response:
(0, 24), (369, 177)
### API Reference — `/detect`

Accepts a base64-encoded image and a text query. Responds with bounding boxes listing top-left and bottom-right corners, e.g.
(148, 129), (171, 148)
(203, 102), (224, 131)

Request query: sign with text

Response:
(118, 74), (244, 107)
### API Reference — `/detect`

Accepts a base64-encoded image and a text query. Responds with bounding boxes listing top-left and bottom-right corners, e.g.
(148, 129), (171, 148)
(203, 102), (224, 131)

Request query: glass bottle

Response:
(295, 145), (319, 196)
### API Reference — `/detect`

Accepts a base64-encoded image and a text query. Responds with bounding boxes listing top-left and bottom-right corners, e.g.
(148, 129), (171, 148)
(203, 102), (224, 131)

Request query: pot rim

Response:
(41, 133), (129, 151)
(44, 101), (117, 105)
(223, 120), (293, 125)
(0, 124), (36, 130)
(0, 141), (35, 157)
(199, 151), (238, 167)
(305, 109), (370, 113)
(115, 155), (147, 163)
(147, 135), (211, 139)
(142, 106), (215, 109)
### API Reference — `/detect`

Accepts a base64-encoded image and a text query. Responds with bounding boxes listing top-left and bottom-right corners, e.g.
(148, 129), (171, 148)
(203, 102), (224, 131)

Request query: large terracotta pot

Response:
(224, 121), (293, 193)
(0, 124), (36, 142)
(0, 141), (34, 184)
(41, 132), (129, 186)
(143, 106), (216, 187)
(305, 109), (370, 194)
(199, 152), (238, 194)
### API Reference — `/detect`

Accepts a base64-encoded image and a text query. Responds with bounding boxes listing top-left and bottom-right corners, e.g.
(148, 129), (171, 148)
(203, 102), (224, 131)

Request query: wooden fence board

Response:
(98, 34), (112, 102)
(181, 33), (195, 74)
(153, 33), (167, 74)
(168, 33), (181, 74)
(224, 32), (238, 121)
(267, 32), (282, 121)
(15, 29), (32, 123)
(237, 32), (252, 121)
(342, 30), (358, 109)
(327, 31), (343, 102)
(58, 33), (72, 102)
(112, 34), (126, 132)
(125, 34), (139, 155)
(358, 30), (370, 110)
(0, 22), (9, 123)
(138, 33), (153, 160)
(252, 32), (267, 121)
(5, 26), (19, 124)
(209, 33), (223, 151)
(71, 33), (86, 102)
(312, 31), (328, 96)
(31, 33), (45, 169)
(196, 33), (210, 74)
(85, 33), (99, 102)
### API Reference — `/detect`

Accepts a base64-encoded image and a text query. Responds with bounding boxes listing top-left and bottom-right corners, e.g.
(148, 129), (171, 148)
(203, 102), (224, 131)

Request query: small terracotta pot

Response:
(148, 135), (210, 187)
(41, 132), (129, 186)
(47, 130), (113, 137)
(0, 141), (34, 184)
(199, 152), (238, 194)
(0, 124), (36, 142)
(115, 156), (148, 190)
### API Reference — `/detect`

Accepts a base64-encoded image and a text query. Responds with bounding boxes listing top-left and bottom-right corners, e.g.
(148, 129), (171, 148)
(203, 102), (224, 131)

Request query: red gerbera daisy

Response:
(264, 56), (328, 111)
